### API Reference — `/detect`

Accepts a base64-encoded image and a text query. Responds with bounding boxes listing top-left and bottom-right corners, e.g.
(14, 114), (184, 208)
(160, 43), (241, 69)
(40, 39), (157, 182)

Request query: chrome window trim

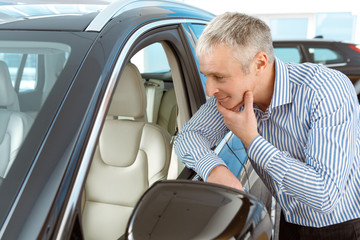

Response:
(324, 62), (347, 67)
(85, 0), (209, 32)
(85, 0), (137, 32)
(56, 18), (208, 239)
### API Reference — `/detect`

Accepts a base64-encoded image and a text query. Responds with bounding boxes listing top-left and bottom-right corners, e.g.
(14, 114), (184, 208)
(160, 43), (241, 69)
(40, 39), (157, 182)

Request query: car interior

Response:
(0, 60), (33, 179)
(81, 41), (188, 239)
(81, 61), (173, 239)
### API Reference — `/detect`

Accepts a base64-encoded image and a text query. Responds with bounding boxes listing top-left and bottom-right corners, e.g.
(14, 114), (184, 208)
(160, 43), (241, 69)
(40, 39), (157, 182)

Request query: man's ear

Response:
(253, 51), (268, 75)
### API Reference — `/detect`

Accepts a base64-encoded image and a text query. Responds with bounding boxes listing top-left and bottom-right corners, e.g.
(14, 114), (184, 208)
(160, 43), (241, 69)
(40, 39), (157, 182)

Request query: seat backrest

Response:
(82, 63), (171, 240)
(0, 61), (19, 111)
(157, 88), (178, 135)
(0, 61), (33, 178)
(144, 79), (164, 123)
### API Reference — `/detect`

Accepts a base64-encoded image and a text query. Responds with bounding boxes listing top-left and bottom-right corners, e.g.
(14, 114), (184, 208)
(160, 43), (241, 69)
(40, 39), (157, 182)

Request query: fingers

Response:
(244, 91), (254, 114)
(217, 90), (254, 116)
(216, 100), (229, 115)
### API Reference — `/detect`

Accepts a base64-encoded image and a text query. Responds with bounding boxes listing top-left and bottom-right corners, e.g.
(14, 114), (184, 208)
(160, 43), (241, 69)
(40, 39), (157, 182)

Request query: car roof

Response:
(0, 4), (106, 31)
(0, 0), (214, 31)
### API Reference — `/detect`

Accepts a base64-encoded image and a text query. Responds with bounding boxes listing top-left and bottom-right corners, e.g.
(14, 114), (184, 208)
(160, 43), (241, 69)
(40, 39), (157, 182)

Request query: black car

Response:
(0, 1), (272, 239)
(273, 39), (360, 100)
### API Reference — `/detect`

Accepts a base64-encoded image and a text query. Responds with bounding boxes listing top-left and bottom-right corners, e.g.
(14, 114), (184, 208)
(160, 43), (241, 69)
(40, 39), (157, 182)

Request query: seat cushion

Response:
(82, 120), (171, 239)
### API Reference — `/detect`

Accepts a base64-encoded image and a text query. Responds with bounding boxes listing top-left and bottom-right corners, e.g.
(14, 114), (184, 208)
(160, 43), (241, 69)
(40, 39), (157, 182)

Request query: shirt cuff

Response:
(195, 152), (226, 181)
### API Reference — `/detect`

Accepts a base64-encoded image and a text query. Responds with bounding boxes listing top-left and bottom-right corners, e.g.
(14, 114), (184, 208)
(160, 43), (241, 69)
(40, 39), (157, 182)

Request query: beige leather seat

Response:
(82, 63), (172, 240)
(0, 61), (33, 178)
(157, 88), (178, 135)
(144, 79), (164, 123)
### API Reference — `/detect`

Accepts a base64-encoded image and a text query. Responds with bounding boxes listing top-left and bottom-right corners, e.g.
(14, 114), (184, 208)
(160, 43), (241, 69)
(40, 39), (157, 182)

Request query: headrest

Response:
(0, 61), (19, 110)
(108, 63), (146, 120)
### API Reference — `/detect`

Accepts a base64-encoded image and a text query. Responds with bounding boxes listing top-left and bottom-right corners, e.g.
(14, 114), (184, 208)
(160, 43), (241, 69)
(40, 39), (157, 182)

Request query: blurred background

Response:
(177, 0), (360, 44)
(1, 0), (359, 43)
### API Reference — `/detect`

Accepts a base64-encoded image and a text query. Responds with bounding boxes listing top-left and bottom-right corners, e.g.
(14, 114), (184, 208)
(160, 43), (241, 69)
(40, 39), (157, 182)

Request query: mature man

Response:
(174, 12), (360, 239)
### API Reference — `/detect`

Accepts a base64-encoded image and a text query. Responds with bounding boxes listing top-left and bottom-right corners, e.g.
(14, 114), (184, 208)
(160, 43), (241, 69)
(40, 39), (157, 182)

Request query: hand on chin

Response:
(218, 101), (243, 112)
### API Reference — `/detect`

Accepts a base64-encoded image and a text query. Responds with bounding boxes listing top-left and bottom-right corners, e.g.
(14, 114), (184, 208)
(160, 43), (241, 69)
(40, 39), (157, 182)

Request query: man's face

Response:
(200, 45), (256, 111)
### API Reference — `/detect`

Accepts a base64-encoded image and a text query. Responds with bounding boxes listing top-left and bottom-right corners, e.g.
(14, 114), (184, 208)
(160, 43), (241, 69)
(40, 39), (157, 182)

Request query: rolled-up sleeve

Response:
(174, 97), (229, 181)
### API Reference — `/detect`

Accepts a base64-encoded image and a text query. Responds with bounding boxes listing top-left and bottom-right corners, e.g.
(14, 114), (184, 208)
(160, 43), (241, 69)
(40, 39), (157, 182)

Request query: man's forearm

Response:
(207, 165), (244, 191)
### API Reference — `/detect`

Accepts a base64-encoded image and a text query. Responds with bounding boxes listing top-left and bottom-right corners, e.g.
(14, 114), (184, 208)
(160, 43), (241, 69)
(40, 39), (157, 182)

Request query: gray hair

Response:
(196, 12), (275, 74)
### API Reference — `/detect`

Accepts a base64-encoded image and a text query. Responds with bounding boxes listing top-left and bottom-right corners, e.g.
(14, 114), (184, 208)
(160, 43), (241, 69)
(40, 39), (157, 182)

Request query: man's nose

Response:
(206, 79), (218, 97)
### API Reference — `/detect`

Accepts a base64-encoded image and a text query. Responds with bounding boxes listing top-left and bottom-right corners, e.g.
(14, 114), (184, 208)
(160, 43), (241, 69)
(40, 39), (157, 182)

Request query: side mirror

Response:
(125, 180), (272, 240)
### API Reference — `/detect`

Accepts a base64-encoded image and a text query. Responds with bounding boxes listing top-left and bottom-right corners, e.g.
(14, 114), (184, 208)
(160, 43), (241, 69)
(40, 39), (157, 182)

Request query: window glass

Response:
(274, 47), (302, 63)
(0, 42), (70, 94)
(0, 53), (21, 84)
(316, 13), (355, 42)
(189, 23), (207, 39)
(215, 132), (247, 178)
(0, 41), (71, 177)
(131, 42), (170, 73)
(270, 18), (308, 40)
(1, 53), (39, 92)
(0, 32), (93, 231)
(308, 47), (345, 64)
(131, 43), (173, 124)
(188, 23), (207, 91)
(20, 54), (38, 92)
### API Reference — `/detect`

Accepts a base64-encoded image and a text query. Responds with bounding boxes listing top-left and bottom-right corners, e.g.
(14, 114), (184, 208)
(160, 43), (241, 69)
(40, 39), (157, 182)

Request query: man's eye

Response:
(215, 75), (224, 80)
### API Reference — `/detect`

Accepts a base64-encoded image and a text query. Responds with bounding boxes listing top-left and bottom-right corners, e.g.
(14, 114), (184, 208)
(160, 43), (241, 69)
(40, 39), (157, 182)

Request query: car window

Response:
(274, 47), (302, 63)
(20, 54), (38, 92)
(0, 41), (71, 178)
(215, 132), (247, 178)
(131, 42), (170, 73)
(189, 23), (207, 39)
(308, 47), (345, 64)
(131, 42), (173, 124)
(0, 53), (38, 92)
(0, 43), (70, 95)
(0, 29), (96, 233)
(187, 23), (208, 92)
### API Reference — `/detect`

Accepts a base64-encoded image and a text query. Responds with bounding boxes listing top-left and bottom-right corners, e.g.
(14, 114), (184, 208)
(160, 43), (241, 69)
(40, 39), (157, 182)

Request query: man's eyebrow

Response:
(200, 71), (224, 76)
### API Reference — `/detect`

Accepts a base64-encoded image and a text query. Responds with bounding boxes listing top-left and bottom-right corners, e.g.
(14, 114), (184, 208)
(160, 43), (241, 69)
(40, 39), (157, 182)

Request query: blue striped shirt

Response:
(174, 58), (360, 227)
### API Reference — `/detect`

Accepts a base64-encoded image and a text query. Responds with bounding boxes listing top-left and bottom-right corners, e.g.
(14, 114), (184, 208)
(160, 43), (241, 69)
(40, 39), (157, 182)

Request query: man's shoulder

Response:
(287, 62), (326, 78)
(287, 62), (355, 107)
(286, 62), (346, 90)
(275, 58), (323, 87)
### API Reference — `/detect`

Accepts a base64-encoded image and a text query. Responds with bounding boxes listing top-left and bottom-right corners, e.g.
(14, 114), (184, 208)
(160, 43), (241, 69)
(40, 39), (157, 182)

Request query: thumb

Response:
(216, 100), (230, 116)
(244, 91), (254, 113)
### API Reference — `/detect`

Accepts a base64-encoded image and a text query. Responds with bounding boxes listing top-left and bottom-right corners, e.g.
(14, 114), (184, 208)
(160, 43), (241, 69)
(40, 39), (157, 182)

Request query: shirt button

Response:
(278, 189), (282, 195)
(285, 210), (290, 216)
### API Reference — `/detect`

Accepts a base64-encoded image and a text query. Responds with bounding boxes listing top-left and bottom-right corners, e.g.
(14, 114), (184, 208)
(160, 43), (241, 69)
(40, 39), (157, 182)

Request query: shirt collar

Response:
(269, 57), (292, 110)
